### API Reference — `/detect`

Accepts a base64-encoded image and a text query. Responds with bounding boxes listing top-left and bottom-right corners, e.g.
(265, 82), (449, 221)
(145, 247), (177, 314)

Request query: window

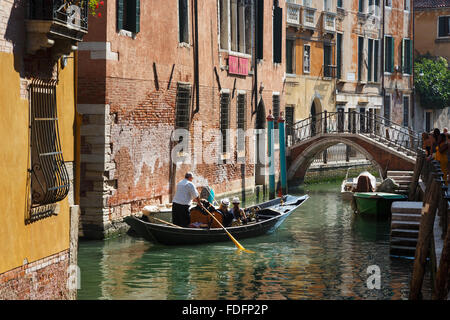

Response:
(219, 0), (253, 55)
(273, 5), (283, 63)
(285, 105), (294, 145)
(358, 36), (364, 81)
(384, 36), (394, 73)
(403, 95), (409, 127)
(324, 43), (332, 78)
(384, 94), (391, 125)
(303, 0), (312, 7)
(336, 33), (342, 79)
(117, 0), (140, 33)
(359, 0), (365, 13)
(237, 93), (247, 153)
(404, 0), (410, 11)
(385, 0), (392, 8)
(178, 0), (189, 44)
(286, 38), (295, 74)
(28, 80), (70, 223)
(273, 94), (280, 129)
(438, 16), (450, 38)
(402, 38), (412, 74)
(425, 111), (432, 133)
(368, 0), (380, 15)
(324, 0), (331, 12)
(337, 0), (343, 8)
(367, 39), (379, 82)
(220, 91), (231, 154)
(175, 83), (192, 130)
(303, 44), (311, 74)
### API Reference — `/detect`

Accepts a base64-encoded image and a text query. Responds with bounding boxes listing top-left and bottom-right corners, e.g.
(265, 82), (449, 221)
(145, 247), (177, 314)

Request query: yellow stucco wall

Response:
(0, 52), (75, 274)
(414, 9), (450, 62)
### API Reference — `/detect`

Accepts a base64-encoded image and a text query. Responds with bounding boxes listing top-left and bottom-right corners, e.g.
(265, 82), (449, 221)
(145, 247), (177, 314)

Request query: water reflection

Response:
(77, 182), (431, 300)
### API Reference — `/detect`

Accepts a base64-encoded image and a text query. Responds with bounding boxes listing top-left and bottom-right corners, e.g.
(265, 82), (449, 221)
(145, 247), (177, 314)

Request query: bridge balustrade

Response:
(286, 111), (421, 156)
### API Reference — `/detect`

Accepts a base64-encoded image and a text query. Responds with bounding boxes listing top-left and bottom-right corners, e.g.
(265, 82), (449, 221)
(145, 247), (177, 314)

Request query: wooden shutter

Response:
(127, 0), (140, 33)
(220, 92), (230, 154)
(117, 0), (124, 31)
(390, 37), (395, 73)
(175, 83), (192, 130)
(400, 38), (404, 73)
(336, 33), (342, 79)
(273, 6), (283, 63)
(374, 40), (379, 82)
(256, 0), (264, 59)
(273, 94), (280, 129)
(134, 0), (140, 33)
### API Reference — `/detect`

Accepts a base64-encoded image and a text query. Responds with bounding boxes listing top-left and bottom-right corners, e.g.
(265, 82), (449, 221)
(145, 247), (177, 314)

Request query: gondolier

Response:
(172, 172), (200, 227)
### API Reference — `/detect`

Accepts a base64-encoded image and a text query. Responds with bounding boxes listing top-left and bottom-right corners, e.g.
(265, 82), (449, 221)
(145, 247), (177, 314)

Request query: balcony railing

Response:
(26, 0), (89, 57)
(28, 0), (89, 31)
(323, 65), (337, 78)
(323, 11), (336, 34)
(302, 6), (316, 30)
(286, 2), (302, 27)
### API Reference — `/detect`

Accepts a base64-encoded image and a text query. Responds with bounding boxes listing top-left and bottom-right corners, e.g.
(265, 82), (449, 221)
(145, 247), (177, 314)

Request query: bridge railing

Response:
(286, 110), (421, 156)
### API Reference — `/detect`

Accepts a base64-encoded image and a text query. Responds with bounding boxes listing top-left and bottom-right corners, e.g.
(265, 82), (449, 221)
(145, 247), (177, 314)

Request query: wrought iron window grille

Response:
(26, 79), (70, 224)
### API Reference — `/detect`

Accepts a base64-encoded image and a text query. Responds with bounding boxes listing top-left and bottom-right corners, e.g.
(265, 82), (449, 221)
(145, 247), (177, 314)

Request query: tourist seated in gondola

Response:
(230, 197), (248, 225)
(217, 198), (234, 227)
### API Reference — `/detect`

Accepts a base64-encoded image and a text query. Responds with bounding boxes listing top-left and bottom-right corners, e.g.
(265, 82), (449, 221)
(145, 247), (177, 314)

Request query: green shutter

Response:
(273, 6), (283, 64)
(390, 37), (395, 73)
(117, 0), (124, 31)
(408, 39), (413, 74)
(135, 0), (140, 33)
(368, 39), (373, 82)
(127, 0), (140, 33)
(401, 38), (404, 73)
(374, 40), (379, 82)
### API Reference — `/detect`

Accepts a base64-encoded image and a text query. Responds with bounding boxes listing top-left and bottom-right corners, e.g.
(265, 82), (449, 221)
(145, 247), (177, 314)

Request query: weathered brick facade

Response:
(0, 251), (70, 300)
(77, 1), (286, 238)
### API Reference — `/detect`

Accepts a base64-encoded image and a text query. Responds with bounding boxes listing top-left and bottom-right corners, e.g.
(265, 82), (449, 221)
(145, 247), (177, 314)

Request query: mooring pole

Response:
(278, 112), (288, 195)
(267, 111), (275, 199)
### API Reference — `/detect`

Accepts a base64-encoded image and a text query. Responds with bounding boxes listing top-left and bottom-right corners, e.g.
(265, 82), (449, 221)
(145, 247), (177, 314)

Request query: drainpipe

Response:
(193, 0), (200, 115)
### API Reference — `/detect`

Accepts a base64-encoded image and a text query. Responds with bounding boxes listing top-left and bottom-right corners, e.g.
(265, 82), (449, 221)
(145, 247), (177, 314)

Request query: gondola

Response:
(124, 194), (309, 245)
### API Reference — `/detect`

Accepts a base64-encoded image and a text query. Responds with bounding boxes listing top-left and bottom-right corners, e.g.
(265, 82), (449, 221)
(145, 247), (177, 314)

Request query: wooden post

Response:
(409, 152), (425, 200)
(409, 179), (441, 300)
(433, 214), (450, 300)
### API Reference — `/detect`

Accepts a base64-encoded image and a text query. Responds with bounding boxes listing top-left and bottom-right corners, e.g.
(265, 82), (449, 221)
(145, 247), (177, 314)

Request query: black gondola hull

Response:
(125, 195), (308, 245)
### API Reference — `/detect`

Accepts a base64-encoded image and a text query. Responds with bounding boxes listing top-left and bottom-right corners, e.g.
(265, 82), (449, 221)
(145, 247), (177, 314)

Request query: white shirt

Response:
(172, 179), (199, 205)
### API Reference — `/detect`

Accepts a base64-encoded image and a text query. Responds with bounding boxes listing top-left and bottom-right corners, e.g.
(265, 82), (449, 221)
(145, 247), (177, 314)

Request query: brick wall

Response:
(0, 250), (70, 300)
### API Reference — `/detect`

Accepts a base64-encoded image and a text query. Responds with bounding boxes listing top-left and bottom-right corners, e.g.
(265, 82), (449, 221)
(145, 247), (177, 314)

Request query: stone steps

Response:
(390, 201), (422, 258)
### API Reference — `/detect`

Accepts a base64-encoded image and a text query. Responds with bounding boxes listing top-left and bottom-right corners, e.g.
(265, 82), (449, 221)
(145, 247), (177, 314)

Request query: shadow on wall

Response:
(4, 0), (55, 79)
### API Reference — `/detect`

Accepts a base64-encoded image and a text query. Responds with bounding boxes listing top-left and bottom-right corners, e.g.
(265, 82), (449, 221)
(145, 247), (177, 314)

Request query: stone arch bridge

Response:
(286, 110), (421, 183)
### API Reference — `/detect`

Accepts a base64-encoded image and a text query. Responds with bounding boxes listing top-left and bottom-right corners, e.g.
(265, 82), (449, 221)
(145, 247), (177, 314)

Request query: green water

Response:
(77, 182), (429, 300)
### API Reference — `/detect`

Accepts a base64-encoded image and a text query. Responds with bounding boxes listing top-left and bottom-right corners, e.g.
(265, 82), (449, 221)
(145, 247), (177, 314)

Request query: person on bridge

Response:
(436, 134), (448, 186)
(172, 172), (200, 227)
(422, 132), (433, 158)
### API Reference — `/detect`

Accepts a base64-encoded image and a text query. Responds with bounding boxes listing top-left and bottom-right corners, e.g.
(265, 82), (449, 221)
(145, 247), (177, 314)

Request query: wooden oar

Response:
(149, 216), (183, 229)
(200, 204), (254, 253)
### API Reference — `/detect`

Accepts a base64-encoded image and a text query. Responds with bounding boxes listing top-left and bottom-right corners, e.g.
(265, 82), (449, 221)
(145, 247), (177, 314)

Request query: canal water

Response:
(77, 182), (431, 300)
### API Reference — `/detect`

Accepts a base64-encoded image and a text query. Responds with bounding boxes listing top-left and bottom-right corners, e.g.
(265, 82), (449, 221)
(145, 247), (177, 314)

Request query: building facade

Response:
(0, 0), (84, 299)
(77, 0), (286, 239)
(413, 0), (450, 132)
(382, 0), (414, 127)
(285, 0), (337, 129)
(334, 0), (383, 120)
